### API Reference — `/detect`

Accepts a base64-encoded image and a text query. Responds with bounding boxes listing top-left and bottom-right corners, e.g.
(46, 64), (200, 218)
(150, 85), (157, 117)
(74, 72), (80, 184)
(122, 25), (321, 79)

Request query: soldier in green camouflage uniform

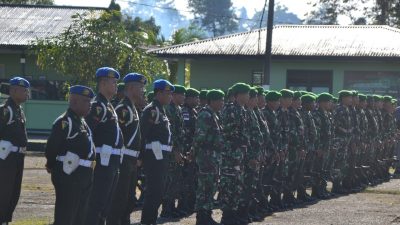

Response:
(193, 90), (225, 225)
(355, 94), (370, 187)
(162, 85), (186, 218)
(332, 90), (353, 194)
(312, 93), (334, 198)
(220, 83), (251, 225)
(365, 95), (380, 183)
(263, 91), (283, 210)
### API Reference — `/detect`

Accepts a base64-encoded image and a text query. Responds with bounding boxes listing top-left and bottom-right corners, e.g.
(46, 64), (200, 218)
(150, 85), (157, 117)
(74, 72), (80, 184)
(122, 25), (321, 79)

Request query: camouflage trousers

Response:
(163, 161), (182, 202)
(195, 170), (218, 211)
(239, 163), (260, 207)
(332, 145), (349, 181)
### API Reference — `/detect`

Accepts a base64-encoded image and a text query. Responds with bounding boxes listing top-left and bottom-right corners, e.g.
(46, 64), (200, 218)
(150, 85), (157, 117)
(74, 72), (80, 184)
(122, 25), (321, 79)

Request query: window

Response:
(287, 70), (333, 94)
(344, 71), (400, 97)
(252, 71), (263, 86)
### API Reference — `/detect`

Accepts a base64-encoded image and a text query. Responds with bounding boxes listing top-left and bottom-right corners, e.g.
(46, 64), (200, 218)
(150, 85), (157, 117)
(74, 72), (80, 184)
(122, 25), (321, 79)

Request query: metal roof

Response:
(0, 4), (105, 47)
(149, 25), (400, 58)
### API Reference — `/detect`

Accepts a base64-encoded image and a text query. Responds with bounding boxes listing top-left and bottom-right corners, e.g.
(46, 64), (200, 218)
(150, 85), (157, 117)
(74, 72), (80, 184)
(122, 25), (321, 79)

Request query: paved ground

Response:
(10, 153), (400, 225)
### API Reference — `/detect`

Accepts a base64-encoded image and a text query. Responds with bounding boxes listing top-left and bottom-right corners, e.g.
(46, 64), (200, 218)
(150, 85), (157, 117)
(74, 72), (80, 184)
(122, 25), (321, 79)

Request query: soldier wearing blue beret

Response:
(0, 77), (30, 225)
(84, 67), (124, 225)
(108, 73), (146, 225)
(45, 85), (95, 225)
(140, 79), (176, 225)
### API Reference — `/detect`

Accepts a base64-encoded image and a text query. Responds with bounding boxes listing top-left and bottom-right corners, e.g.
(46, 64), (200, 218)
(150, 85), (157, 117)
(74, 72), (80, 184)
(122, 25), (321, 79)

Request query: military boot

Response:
(220, 210), (238, 225)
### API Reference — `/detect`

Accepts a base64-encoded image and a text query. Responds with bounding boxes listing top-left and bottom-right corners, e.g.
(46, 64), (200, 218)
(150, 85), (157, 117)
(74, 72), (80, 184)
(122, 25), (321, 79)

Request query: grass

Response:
(12, 218), (51, 225)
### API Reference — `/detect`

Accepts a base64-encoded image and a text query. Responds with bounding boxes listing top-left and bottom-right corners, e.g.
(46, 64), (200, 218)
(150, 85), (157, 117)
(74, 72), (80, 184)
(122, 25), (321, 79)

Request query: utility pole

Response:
(263, 0), (275, 89)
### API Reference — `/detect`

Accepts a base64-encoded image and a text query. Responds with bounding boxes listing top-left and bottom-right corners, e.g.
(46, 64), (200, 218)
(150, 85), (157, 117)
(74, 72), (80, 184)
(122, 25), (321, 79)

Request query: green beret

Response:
(293, 91), (302, 100)
(207, 89), (225, 101)
(333, 97), (338, 103)
(249, 88), (258, 98)
(300, 91), (309, 96)
(358, 94), (367, 102)
(264, 90), (269, 96)
(230, 83), (251, 95)
(255, 86), (265, 96)
(352, 90), (358, 96)
(185, 88), (200, 97)
(117, 83), (125, 92)
(200, 90), (209, 100)
(309, 92), (317, 97)
(317, 93), (333, 102)
(392, 99), (397, 105)
(147, 91), (154, 102)
(383, 95), (392, 103)
(265, 91), (282, 101)
(373, 95), (383, 102)
(301, 94), (316, 104)
(173, 85), (186, 94)
(338, 90), (353, 99)
(280, 89), (294, 98)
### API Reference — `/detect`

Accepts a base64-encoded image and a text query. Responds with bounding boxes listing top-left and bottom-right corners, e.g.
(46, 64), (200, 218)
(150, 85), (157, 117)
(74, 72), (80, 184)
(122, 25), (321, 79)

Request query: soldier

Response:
(111, 83), (126, 107)
(0, 77), (30, 225)
(45, 85), (96, 225)
(199, 90), (208, 109)
(108, 73), (146, 225)
(84, 67), (124, 225)
(355, 94), (369, 188)
(332, 90), (353, 194)
(162, 85), (186, 218)
(263, 91), (283, 211)
(180, 88), (200, 215)
(220, 83), (251, 225)
(193, 89), (225, 225)
(140, 79), (175, 225)
(365, 95), (379, 184)
(312, 93), (334, 199)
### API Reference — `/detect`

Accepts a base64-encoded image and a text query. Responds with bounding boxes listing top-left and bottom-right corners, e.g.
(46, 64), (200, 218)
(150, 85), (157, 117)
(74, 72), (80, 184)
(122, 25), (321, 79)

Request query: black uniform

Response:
(140, 100), (173, 224)
(45, 109), (96, 225)
(0, 98), (27, 224)
(84, 93), (124, 225)
(108, 97), (141, 225)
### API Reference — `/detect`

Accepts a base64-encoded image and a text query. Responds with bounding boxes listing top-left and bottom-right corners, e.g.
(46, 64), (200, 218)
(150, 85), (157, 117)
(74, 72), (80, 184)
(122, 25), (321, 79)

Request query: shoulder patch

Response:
(3, 107), (8, 116)
(61, 120), (69, 130)
(96, 106), (103, 115)
(151, 109), (157, 118)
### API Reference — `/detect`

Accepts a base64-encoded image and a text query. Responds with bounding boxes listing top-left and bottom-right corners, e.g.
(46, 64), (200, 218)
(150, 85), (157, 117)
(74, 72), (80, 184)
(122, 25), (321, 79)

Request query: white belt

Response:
(95, 147), (121, 155)
(145, 144), (172, 152)
(10, 146), (26, 153)
(122, 148), (140, 158)
(56, 156), (96, 168)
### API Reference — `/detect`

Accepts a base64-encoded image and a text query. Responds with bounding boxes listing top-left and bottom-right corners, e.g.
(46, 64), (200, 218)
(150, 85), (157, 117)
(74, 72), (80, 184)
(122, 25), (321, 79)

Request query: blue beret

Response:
(96, 67), (120, 79)
(69, 85), (95, 98)
(9, 77), (30, 88)
(123, 73), (147, 85)
(153, 79), (175, 92)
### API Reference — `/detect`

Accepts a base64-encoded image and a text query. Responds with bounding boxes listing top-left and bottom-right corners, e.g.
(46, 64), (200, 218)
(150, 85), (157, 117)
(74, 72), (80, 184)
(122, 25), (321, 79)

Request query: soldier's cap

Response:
(207, 89), (225, 101)
(392, 99), (397, 105)
(200, 90), (209, 100)
(147, 91), (154, 102)
(249, 87), (258, 98)
(9, 76), (30, 88)
(383, 95), (393, 103)
(117, 83), (125, 93)
(373, 94), (383, 102)
(301, 94), (316, 104)
(352, 90), (359, 97)
(280, 89), (294, 98)
(332, 97), (338, 103)
(265, 91), (282, 102)
(317, 93), (333, 102)
(358, 94), (367, 102)
(264, 90), (270, 95)
(230, 83), (251, 95)
(309, 92), (318, 98)
(185, 88), (200, 97)
(173, 85), (186, 94)
(293, 91), (303, 100)
(96, 67), (120, 79)
(153, 79), (174, 92)
(255, 86), (265, 96)
(123, 73), (147, 85)
(300, 91), (309, 96)
(338, 90), (353, 99)
(69, 85), (94, 98)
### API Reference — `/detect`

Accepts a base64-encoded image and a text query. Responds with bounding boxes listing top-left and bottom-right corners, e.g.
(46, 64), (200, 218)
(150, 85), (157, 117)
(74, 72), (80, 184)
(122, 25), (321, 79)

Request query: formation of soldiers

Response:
(0, 67), (399, 225)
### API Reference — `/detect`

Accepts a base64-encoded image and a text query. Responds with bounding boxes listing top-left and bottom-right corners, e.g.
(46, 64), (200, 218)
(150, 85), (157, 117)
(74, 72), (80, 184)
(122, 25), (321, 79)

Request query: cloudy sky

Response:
(54, 0), (314, 19)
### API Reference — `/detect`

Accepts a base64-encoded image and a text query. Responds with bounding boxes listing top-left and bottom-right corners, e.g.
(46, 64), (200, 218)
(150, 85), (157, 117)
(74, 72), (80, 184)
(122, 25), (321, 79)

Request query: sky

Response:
(54, 0), (314, 19)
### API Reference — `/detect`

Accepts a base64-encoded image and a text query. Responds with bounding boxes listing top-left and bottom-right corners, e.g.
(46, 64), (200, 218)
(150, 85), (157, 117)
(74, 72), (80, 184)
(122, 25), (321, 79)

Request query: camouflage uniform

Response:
(220, 102), (249, 211)
(193, 106), (223, 211)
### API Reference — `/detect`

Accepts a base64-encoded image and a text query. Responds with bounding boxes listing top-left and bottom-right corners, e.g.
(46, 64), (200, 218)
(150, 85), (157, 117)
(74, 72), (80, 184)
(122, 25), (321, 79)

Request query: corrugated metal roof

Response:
(0, 4), (105, 46)
(149, 25), (400, 58)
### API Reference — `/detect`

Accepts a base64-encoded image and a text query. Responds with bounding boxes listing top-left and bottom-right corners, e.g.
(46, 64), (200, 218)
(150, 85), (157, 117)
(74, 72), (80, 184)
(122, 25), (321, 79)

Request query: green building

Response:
(0, 4), (105, 133)
(149, 25), (400, 97)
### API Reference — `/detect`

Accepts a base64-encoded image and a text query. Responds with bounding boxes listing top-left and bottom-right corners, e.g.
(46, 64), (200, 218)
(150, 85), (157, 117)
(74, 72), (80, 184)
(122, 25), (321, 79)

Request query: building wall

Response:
(187, 58), (400, 94)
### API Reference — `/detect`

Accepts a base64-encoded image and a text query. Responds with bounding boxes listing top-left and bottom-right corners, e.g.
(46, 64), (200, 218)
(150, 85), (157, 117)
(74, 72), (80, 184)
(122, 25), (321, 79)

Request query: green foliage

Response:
(31, 10), (168, 87)
(188, 0), (238, 37)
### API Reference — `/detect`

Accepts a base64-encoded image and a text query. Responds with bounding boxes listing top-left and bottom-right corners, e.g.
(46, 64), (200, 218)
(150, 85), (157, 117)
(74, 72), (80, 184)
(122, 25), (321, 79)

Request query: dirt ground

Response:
(10, 153), (400, 225)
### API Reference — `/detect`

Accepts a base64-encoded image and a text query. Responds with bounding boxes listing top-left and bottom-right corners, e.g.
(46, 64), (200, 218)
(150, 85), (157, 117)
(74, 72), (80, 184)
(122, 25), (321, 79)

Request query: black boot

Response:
(196, 210), (211, 225)
(248, 201), (263, 222)
(221, 210), (237, 225)
(236, 207), (249, 225)
(206, 210), (220, 225)
(160, 200), (176, 219)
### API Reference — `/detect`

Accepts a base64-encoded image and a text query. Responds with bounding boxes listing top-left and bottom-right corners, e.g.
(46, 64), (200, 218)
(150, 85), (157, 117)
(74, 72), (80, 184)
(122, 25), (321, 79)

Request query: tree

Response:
(31, 10), (168, 87)
(0, 0), (53, 4)
(188, 0), (238, 37)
